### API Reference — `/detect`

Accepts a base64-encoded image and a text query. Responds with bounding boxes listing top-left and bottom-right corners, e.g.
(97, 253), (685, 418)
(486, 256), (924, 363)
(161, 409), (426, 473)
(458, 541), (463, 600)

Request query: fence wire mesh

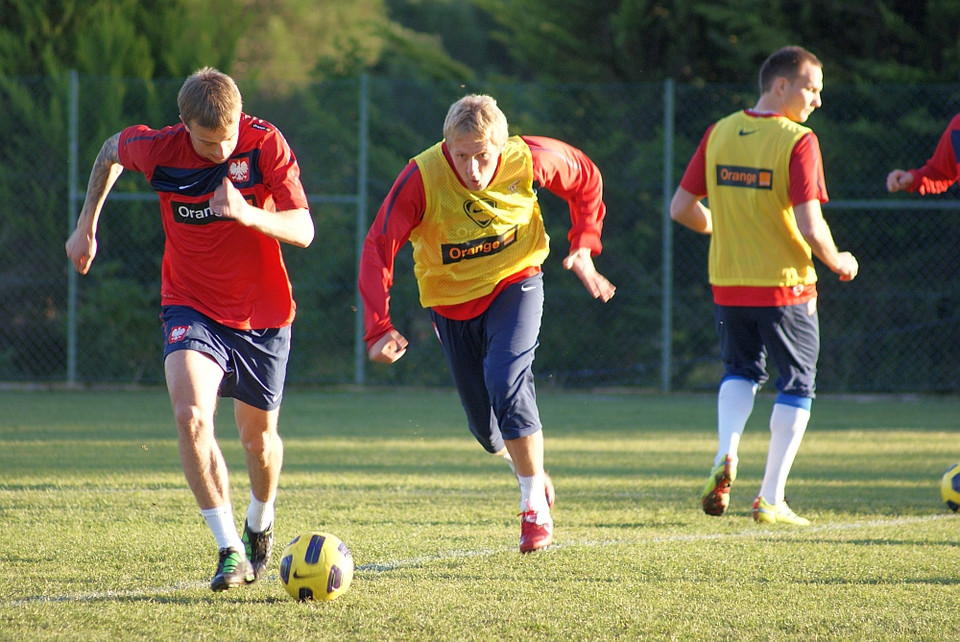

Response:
(2, 74), (959, 392)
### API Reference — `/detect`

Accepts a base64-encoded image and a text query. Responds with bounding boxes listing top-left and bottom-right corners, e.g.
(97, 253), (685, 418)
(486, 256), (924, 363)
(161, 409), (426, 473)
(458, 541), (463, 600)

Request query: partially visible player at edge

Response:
(65, 68), (315, 591)
(886, 113), (960, 195)
(358, 94), (616, 553)
(884, 105), (960, 511)
(670, 46), (858, 525)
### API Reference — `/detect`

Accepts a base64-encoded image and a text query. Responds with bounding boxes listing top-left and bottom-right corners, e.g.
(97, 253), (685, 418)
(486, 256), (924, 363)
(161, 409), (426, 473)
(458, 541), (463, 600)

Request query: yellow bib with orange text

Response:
(410, 137), (549, 307)
(705, 111), (817, 287)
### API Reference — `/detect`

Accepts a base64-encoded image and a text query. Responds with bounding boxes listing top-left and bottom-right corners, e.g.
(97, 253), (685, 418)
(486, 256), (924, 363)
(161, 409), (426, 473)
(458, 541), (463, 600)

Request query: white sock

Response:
(201, 504), (243, 552)
(246, 491), (275, 533)
(716, 377), (757, 466)
(518, 474), (550, 521)
(759, 402), (810, 504)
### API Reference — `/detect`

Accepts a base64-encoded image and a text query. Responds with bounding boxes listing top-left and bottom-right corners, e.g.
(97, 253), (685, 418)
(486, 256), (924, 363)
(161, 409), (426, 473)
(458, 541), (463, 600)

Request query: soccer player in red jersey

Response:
(66, 68), (314, 590)
(671, 47), (858, 525)
(358, 94), (615, 553)
(886, 113), (960, 194)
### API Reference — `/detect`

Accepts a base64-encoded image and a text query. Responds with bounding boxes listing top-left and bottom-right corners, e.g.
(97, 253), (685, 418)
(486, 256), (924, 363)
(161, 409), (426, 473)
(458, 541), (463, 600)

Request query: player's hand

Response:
(65, 227), (97, 274)
(368, 329), (409, 364)
(210, 177), (251, 224)
(886, 169), (913, 193)
(836, 252), (859, 282)
(562, 247), (616, 302)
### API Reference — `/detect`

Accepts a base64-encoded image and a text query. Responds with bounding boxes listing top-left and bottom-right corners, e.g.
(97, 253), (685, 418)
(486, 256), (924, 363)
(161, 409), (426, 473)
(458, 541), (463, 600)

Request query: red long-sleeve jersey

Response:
(903, 112), (960, 195)
(359, 135), (606, 346)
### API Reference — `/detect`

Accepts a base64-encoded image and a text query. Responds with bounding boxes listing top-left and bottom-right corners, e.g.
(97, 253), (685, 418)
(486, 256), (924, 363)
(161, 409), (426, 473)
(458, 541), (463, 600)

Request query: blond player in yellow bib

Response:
(358, 94), (615, 552)
(671, 47), (858, 525)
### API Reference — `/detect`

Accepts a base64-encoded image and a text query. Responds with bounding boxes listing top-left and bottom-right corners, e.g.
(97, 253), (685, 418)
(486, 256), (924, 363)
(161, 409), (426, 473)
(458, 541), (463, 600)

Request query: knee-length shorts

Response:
(430, 273), (545, 453)
(715, 299), (819, 398)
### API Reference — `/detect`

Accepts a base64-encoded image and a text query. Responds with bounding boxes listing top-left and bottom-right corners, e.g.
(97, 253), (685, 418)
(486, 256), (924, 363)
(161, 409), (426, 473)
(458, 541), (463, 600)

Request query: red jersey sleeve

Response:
(118, 124), (167, 174)
(358, 161), (425, 344)
(789, 131), (828, 205)
(678, 125), (714, 197)
(522, 136), (606, 256)
(255, 122), (309, 211)
(905, 113), (960, 195)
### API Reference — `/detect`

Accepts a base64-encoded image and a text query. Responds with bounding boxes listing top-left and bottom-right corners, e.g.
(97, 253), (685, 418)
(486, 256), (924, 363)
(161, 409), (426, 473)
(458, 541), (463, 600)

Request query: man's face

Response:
(183, 115), (240, 164)
(447, 136), (503, 191)
(781, 61), (823, 124)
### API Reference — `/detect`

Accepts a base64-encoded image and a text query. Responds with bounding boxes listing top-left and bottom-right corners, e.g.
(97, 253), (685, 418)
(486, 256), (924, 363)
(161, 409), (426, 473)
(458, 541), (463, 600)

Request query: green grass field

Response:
(0, 388), (957, 641)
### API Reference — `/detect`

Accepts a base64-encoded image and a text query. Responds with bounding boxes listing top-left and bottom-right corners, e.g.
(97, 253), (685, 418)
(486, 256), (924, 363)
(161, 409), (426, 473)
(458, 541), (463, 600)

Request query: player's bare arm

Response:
(669, 187), (712, 234)
(794, 200), (858, 282)
(368, 329), (408, 364)
(562, 247), (616, 302)
(886, 169), (914, 193)
(210, 176), (315, 247)
(66, 132), (124, 274)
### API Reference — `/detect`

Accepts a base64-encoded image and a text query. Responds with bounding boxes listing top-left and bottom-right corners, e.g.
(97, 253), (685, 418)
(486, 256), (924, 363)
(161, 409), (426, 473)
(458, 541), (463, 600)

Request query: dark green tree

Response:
(0, 0), (248, 78)
(461, 0), (960, 84)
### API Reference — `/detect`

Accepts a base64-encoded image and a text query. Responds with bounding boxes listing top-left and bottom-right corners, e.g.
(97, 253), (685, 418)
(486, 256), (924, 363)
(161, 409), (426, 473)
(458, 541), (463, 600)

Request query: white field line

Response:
(2, 513), (949, 606)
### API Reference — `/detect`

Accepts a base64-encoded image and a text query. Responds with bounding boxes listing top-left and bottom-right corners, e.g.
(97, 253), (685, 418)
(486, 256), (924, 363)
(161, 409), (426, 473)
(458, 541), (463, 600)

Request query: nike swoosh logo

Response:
(521, 284), (537, 292)
(738, 129), (757, 136)
(292, 571), (324, 579)
(178, 181), (201, 190)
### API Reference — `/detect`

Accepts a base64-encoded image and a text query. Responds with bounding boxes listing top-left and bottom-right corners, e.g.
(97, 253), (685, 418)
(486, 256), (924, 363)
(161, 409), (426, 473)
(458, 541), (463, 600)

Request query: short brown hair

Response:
(442, 94), (509, 147)
(177, 67), (242, 130)
(758, 46), (822, 94)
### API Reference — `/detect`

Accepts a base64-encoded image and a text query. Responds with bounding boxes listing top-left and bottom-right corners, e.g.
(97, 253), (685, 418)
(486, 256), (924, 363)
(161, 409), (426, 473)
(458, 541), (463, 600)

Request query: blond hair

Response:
(442, 94), (509, 147)
(177, 67), (242, 130)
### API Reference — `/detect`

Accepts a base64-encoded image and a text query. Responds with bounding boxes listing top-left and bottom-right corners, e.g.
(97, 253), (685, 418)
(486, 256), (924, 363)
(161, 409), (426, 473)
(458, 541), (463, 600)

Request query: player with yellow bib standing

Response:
(359, 94), (615, 553)
(670, 47), (858, 525)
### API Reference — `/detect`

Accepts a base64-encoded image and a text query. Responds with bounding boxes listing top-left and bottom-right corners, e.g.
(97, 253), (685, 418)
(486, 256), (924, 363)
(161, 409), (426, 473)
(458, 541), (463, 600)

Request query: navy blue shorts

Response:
(160, 305), (291, 411)
(715, 300), (819, 398)
(430, 272), (545, 453)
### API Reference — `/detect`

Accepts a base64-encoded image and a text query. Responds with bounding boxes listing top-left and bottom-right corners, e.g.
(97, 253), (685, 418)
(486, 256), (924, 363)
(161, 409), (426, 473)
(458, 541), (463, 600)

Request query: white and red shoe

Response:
(518, 511), (553, 553)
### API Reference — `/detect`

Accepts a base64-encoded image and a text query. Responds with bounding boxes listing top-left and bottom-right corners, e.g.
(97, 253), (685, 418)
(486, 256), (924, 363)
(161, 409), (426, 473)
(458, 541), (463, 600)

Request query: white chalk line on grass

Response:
(2, 513), (950, 606)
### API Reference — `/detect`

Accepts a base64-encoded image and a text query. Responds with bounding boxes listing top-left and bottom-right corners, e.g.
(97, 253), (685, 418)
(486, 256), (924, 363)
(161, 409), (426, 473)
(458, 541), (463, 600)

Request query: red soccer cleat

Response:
(518, 511), (553, 553)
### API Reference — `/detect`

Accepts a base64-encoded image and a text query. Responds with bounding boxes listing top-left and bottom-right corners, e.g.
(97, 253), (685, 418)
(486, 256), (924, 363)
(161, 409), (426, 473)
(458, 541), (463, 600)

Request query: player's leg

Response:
(496, 448), (555, 508)
(161, 305), (253, 590)
(717, 376), (758, 466)
(164, 346), (253, 590)
(431, 311), (549, 498)
(716, 305), (767, 463)
(235, 402), (282, 510)
(235, 401), (281, 580)
(702, 305), (765, 516)
(221, 324), (291, 581)
(429, 311), (506, 455)
(753, 301), (818, 525)
(484, 274), (552, 552)
(161, 307), (232, 507)
(503, 433), (546, 500)
(165, 348), (229, 510)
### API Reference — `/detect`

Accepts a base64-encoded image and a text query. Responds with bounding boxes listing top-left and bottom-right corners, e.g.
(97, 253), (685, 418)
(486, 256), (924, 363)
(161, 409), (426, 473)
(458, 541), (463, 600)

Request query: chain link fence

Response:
(3, 74), (959, 393)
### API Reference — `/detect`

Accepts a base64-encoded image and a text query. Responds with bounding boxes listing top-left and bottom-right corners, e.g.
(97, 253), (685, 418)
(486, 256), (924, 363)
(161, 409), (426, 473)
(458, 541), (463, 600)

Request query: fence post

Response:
(660, 78), (675, 393)
(353, 74), (370, 385)
(66, 70), (79, 386)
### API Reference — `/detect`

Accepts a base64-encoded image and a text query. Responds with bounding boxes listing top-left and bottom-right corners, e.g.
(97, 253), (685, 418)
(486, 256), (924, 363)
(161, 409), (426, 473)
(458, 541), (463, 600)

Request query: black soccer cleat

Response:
(242, 520), (274, 582)
(210, 547), (255, 592)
